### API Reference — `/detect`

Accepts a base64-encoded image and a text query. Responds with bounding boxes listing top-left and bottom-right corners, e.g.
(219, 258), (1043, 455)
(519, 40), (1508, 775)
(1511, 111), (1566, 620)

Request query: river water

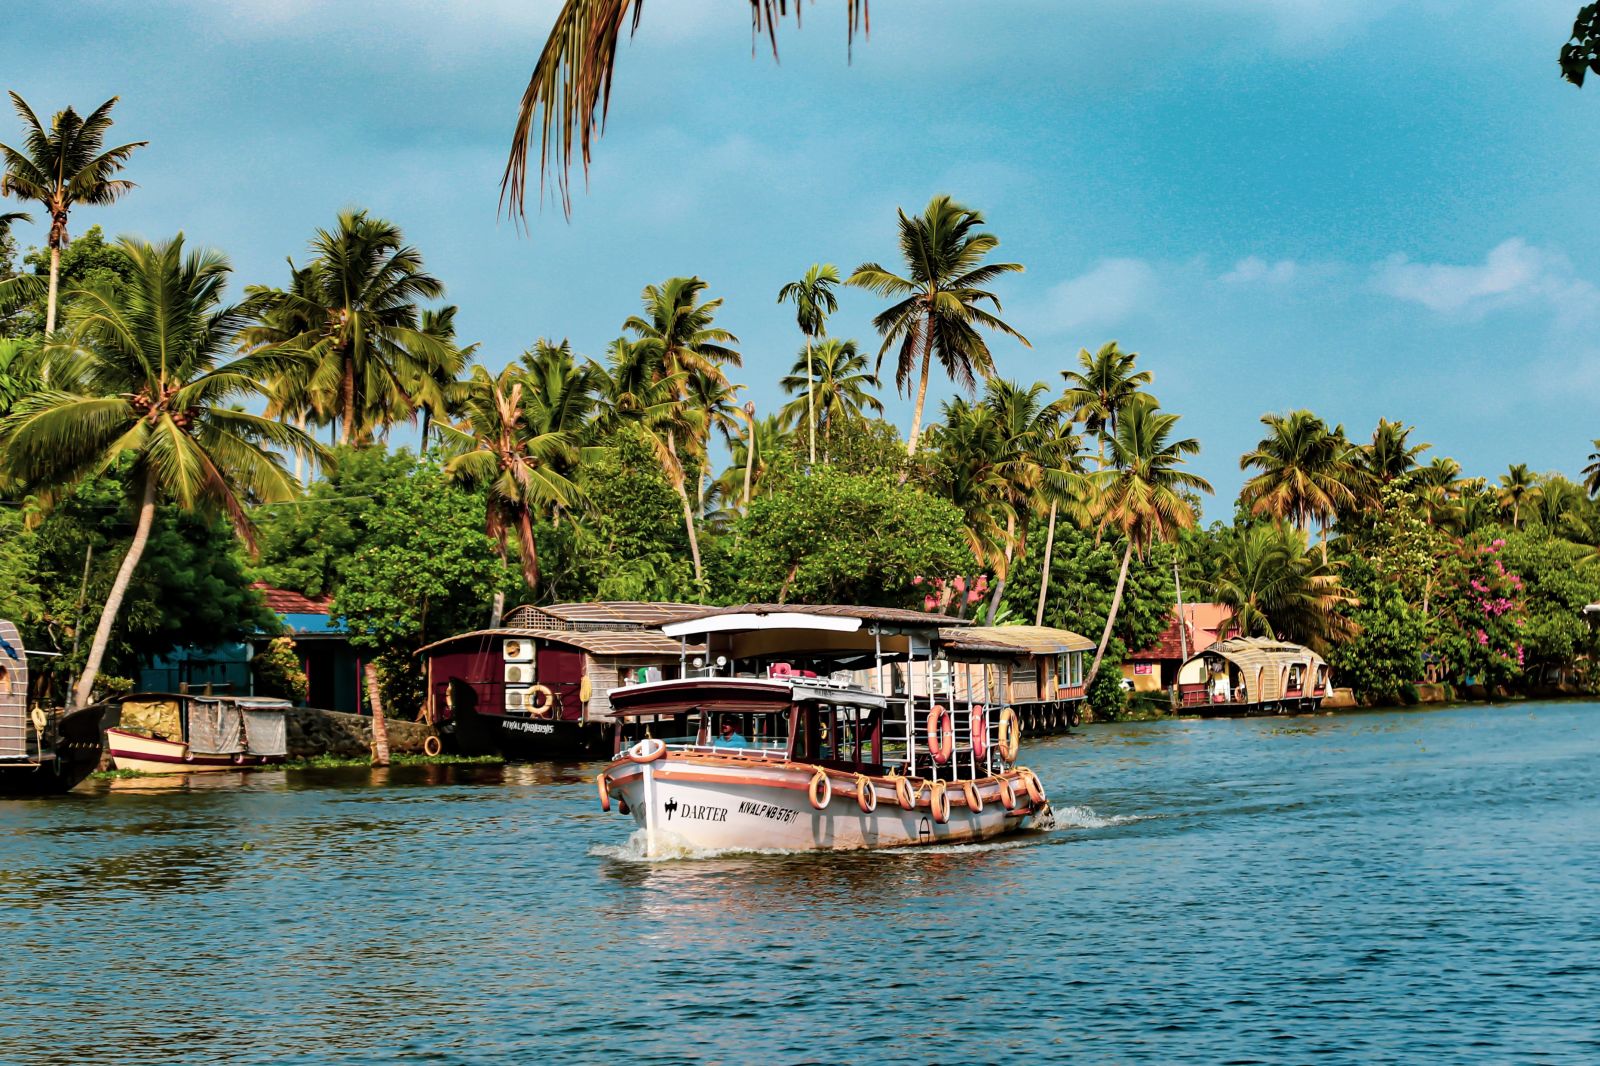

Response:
(1, 701), (1596, 1064)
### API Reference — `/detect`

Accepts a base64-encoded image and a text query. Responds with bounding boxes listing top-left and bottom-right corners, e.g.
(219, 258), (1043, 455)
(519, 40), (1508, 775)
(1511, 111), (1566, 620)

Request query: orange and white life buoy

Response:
(927, 706), (955, 765)
(597, 772), (611, 811)
(422, 735), (442, 757)
(962, 780), (984, 813)
(998, 774), (1017, 809)
(928, 780), (951, 824)
(1019, 767), (1045, 805)
(970, 704), (988, 761)
(894, 776), (916, 811)
(627, 737), (667, 763)
(997, 706), (1021, 763)
(808, 768), (832, 810)
(855, 774), (877, 814)
(529, 684), (555, 718)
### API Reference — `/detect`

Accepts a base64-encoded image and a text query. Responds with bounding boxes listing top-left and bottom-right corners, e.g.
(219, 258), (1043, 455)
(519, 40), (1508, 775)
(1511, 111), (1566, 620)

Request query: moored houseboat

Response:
(417, 602), (701, 759)
(597, 605), (1053, 855)
(1175, 636), (1331, 716)
(939, 625), (1093, 735)
(0, 619), (103, 796)
(104, 693), (291, 773)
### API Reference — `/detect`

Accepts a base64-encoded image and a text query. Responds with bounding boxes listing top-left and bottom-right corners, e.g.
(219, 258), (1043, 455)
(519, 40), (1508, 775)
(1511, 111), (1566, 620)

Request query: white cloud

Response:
(1040, 258), (1157, 329)
(1371, 238), (1599, 319)
(1220, 256), (1298, 285)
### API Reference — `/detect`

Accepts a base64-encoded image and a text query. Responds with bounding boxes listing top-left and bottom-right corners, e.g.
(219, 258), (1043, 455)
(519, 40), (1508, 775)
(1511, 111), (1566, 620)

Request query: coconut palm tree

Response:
(245, 210), (460, 447)
(0, 94), (145, 335)
(687, 370), (745, 517)
(1086, 399), (1212, 686)
(621, 276), (739, 584)
(1200, 521), (1355, 653)
(973, 379), (1065, 623)
(1034, 417), (1092, 626)
(501, 1), (867, 218)
(436, 357), (592, 592)
(717, 411), (792, 510)
(0, 235), (324, 708)
(778, 337), (882, 460)
(1060, 341), (1153, 463)
(1581, 440), (1600, 498)
(1239, 411), (1364, 547)
(931, 398), (1012, 585)
(1360, 417), (1430, 485)
(777, 263), (839, 465)
(848, 195), (1029, 458)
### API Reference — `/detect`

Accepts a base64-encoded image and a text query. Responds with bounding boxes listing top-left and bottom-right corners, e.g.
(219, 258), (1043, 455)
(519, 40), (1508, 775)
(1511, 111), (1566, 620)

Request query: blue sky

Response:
(4, 0), (1598, 510)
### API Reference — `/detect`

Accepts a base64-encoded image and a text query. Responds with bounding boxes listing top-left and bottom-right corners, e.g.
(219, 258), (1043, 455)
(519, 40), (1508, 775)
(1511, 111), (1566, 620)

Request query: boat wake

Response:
(1045, 803), (1141, 830)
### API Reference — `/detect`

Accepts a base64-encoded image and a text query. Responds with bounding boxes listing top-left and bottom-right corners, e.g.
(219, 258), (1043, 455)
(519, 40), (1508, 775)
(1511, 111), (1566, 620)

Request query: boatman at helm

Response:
(715, 717), (748, 749)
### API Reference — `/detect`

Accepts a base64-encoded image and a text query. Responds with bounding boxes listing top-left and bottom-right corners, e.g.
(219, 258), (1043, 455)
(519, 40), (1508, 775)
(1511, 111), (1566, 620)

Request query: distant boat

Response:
(1175, 637), (1331, 716)
(104, 694), (291, 773)
(0, 619), (103, 796)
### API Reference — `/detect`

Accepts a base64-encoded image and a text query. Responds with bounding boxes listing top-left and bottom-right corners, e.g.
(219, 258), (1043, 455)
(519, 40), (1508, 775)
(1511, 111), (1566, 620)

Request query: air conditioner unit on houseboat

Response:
(504, 662), (534, 685)
(503, 638), (534, 662)
(504, 687), (532, 713)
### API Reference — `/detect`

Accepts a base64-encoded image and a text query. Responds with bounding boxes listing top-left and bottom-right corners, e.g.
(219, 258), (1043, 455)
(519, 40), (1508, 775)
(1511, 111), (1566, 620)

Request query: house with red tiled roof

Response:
(249, 583), (359, 712)
(1122, 603), (1235, 693)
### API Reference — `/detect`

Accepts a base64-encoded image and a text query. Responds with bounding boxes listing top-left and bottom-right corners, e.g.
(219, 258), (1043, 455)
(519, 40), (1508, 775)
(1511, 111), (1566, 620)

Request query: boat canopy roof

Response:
(939, 624), (1095, 659)
(416, 627), (695, 659)
(661, 603), (963, 638)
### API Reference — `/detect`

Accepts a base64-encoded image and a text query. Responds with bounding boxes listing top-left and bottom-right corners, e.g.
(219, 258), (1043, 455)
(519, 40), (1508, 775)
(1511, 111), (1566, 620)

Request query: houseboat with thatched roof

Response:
(416, 602), (703, 759)
(1175, 636), (1331, 716)
(597, 604), (1052, 855)
(0, 620), (103, 796)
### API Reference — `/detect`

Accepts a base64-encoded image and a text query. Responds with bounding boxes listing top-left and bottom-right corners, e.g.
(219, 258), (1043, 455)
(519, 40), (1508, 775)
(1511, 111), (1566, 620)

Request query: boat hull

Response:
(446, 710), (610, 761)
(602, 754), (1043, 854)
(0, 706), (104, 796)
(1186, 697), (1327, 718)
(105, 728), (283, 775)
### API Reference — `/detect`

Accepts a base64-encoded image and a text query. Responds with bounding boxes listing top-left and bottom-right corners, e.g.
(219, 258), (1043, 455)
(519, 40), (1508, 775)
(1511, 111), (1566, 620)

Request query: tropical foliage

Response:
(5, 102), (1599, 727)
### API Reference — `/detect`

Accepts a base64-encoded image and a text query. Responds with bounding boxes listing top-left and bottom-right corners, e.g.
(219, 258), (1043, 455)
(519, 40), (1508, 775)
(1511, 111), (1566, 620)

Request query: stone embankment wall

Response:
(286, 707), (437, 758)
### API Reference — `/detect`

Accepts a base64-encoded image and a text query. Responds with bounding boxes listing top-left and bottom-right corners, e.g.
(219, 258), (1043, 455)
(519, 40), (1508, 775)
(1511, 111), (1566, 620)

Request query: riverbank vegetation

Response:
(3, 91), (1599, 724)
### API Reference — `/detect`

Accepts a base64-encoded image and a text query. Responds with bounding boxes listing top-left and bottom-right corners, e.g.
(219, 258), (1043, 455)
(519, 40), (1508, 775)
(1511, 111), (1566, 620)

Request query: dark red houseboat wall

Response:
(428, 637), (505, 723)
(537, 645), (586, 721)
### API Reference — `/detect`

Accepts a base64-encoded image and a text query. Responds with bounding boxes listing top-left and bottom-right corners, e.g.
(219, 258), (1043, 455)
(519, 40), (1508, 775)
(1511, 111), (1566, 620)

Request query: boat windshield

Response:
(687, 711), (786, 754)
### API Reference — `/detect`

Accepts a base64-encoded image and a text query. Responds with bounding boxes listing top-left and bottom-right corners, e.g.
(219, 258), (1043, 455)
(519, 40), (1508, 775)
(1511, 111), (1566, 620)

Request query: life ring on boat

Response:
(597, 772), (611, 811)
(422, 735), (442, 757)
(855, 774), (877, 814)
(997, 707), (1021, 763)
(528, 684), (555, 718)
(1019, 767), (1045, 805)
(928, 780), (950, 824)
(927, 706), (955, 765)
(962, 780), (984, 814)
(627, 737), (667, 763)
(970, 705), (988, 761)
(998, 775), (1017, 809)
(808, 768), (832, 811)
(894, 776), (916, 811)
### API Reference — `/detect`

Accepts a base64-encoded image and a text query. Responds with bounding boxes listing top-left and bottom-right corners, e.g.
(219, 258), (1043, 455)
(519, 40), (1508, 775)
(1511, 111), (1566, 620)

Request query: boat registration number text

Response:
(737, 800), (800, 824)
(502, 720), (555, 735)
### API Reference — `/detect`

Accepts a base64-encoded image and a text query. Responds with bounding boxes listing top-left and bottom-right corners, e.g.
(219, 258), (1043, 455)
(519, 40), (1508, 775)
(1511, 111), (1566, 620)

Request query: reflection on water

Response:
(0, 702), (1597, 1064)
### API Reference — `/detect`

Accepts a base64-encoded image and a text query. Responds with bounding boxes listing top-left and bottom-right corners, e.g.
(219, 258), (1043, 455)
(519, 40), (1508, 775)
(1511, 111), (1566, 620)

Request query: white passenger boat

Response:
(596, 605), (1052, 855)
